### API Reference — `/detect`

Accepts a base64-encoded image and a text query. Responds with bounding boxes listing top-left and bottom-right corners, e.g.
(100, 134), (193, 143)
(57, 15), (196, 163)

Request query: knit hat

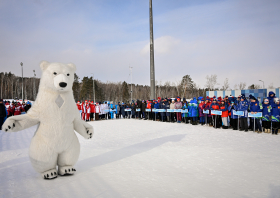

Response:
(241, 94), (246, 100)
(264, 99), (269, 103)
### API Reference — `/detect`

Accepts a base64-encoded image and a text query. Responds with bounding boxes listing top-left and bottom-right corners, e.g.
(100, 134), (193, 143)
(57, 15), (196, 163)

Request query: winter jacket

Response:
(267, 91), (276, 105)
(14, 106), (24, 116)
(182, 103), (188, 117)
(170, 103), (175, 109)
(165, 103), (171, 117)
(220, 104), (229, 118)
(90, 104), (95, 113)
(115, 104), (120, 114)
(271, 103), (280, 122)
(210, 102), (220, 115)
(261, 103), (271, 121)
(131, 105), (136, 116)
(228, 104), (238, 119)
(203, 102), (212, 117)
(198, 103), (204, 117)
(236, 100), (249, 118)
(174, 102), (182, 110)
(95, 105), (100, 114)
(141, 102), (146, 112)
(249, 101), (261, 113)
(0, 103), (7, 118)
(121, 105), (126, 116)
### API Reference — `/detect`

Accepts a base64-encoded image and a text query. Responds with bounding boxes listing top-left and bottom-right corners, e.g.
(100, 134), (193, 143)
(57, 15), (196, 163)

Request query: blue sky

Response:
(0, 0), (280, 89)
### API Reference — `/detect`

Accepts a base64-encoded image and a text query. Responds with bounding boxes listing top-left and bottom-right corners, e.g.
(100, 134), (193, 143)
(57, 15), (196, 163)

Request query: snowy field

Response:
(0, 119), (280, 198)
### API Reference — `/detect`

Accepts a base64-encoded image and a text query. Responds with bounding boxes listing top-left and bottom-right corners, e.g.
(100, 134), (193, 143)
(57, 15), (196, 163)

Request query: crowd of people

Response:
(76, 91), (280, 135)
(1, 91), (279, 135)
(0, 100), (32, 130)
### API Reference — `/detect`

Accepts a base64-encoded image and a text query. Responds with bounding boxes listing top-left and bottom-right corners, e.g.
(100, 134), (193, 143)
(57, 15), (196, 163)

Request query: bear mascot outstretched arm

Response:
(2, 61), (93, 179)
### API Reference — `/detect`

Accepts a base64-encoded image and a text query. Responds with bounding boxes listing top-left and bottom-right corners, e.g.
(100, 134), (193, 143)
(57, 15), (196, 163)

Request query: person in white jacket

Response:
(83, 101), (91, 122)
(95, 103), (100, 121)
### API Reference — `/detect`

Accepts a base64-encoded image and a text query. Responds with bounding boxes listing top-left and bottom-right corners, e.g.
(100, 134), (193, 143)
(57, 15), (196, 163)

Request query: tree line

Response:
(0, 72), (275, 103)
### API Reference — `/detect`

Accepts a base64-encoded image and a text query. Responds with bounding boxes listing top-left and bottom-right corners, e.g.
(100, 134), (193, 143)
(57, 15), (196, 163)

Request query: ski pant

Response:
(262, 121), (271, 129)
(230, 118), (237, 130)
(176, 112), (181, 122)
(222, 117), (229, 126)
(199, 116), (205, 124)
(212, 115), (221, 128)
(240, 117), (248, 131)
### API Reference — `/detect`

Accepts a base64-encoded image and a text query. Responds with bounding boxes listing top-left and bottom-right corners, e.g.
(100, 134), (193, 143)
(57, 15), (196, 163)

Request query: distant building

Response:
(206, 88), (280, 101)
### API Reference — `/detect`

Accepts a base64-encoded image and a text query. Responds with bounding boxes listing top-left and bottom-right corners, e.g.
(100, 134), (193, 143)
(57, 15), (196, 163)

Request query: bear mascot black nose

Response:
(59, 82), (67, 88)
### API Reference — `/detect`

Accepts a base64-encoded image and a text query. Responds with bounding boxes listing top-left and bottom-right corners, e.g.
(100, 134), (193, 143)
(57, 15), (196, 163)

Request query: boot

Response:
(268, 129), (271, 133)
(276, 129), (278, 135)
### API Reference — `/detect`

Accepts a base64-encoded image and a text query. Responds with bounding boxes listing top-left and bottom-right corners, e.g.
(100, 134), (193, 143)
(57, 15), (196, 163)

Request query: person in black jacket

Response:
(141, 100), (147, 120)
(0, 99), (7, 130)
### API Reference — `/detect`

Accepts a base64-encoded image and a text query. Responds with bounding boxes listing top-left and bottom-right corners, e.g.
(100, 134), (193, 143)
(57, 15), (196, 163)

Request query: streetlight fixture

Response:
(20, 62), (23, 101)
(259, 80), (265, 100)
(259, 80), (264, 89)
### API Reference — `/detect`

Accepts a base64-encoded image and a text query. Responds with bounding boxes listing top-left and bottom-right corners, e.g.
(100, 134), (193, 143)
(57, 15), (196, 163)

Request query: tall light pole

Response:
(91, 73), (95, 103)
(20, 62), (23, 101)
(149, 0), (155, 100)
(129, 66), (133, 103)
(33, 70), (36, 100)
(259, 80), (265, 99)
(259, 80), (265, 89)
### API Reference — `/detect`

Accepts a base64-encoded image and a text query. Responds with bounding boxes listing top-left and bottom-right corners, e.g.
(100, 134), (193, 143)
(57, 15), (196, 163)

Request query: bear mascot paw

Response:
(2, 61), (94, 179)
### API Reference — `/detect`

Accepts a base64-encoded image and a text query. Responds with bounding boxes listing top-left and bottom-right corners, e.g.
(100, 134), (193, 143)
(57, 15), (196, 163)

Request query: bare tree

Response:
(205, 74), (217, 90)
(234, 82), (246, 90)
(268, 83), (274, 89)
(222, 78), (230, 90)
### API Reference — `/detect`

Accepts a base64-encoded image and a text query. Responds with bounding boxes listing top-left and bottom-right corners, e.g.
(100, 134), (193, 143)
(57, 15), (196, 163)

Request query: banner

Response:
(233, 110), (244, 116)
(203, 110), (209, 114)
(158, 109), (166, 112)
(79, 110), (82, 113)
(248, 112), (262, 118)
(136, 108), (141, 112)
(181, 109), (188, 113)
(145, 109), (151, 112)
(174, 109), (182, 113)
(167, 109), (174, 113)
(109, 109), (116, 112)
(152, 108), (159, 112)
(211, 110), (222, 115)
(104, 109), (110, 113)
(125, 108), (131, 112)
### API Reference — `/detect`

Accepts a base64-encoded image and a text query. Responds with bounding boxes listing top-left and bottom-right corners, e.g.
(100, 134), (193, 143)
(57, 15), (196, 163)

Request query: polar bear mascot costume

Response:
(2, 61), (93, 179)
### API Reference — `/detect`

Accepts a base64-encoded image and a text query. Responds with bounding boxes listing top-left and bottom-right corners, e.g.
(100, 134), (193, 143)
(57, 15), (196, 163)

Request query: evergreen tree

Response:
(121, 81), (129, 103)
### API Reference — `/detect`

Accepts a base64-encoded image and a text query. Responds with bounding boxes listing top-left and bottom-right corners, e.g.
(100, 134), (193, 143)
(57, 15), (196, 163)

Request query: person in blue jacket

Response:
(236, 94), (249, 132)
(267, 91), (276, 106)
(261, 98), (271, 133)
(153, 101), (160, 121)
(109, 103), (115, 119)
(249, 95), (262, 133)
(190, 97), (199, 125)
(121, 103), (126, 119)
(271, 98), (280, 135)
(228, 100), (238, 130)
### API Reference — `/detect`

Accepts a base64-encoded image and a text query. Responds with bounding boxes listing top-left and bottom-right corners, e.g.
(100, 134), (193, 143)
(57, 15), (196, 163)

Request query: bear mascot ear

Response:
(40, 61), (50, 71)
(67, 63), (76, 72)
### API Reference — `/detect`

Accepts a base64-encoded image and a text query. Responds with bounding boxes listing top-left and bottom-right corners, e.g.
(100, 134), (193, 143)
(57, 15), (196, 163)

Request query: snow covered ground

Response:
(0, 119), (280, 198)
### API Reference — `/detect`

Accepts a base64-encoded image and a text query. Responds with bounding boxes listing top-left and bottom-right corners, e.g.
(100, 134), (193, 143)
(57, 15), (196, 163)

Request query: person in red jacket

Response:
(13, 103), (24, 116)
(220, 100), (229, 129)
(76, 101), (82, 119)
(90, 101), (95, 121)
(8, 103), (15, 117)
(84, 100), (91, 122)
(210, 99), (220, 128)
